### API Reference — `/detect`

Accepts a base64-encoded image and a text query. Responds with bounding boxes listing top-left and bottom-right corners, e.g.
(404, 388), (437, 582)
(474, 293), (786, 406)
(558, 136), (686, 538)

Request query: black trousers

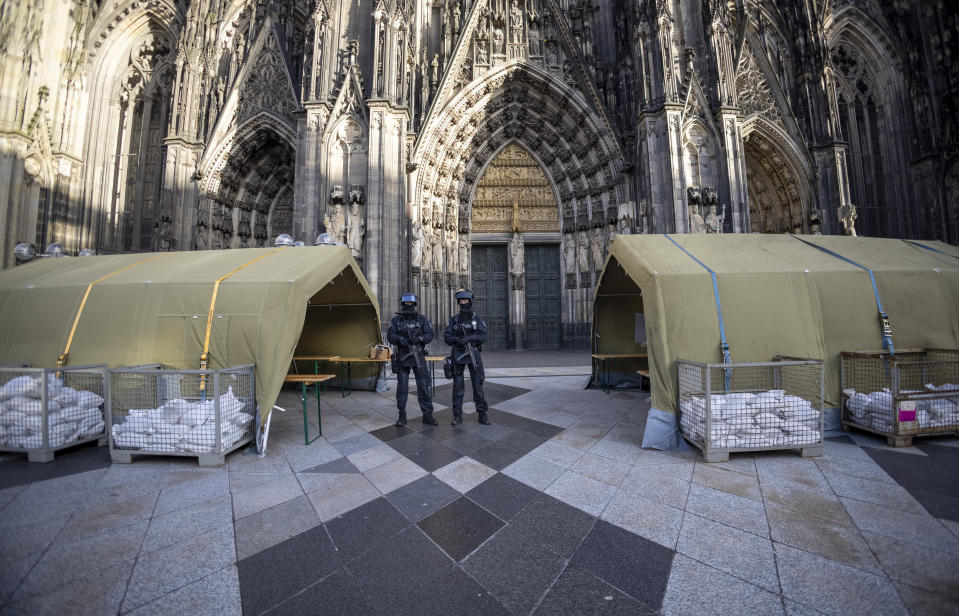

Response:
(451, 362), (488, 416)
(396, 364), (434, 415)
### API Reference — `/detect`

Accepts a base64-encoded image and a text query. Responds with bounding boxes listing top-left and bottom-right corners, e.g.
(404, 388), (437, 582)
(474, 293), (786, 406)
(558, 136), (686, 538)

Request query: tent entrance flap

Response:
(592, 257), (648, 390)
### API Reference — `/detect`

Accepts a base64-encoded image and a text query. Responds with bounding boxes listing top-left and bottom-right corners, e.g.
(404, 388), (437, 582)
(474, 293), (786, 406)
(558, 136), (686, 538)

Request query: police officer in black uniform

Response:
(443, 289), (490, 425)
(386, 294), (438, 427)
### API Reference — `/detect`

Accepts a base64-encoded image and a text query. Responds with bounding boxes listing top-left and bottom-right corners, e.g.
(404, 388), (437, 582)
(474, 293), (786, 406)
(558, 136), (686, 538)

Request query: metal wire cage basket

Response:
(678, 357), (824, 462)
(841, 348), (959, 447)
(0, 365), (108, 462)
(108, 364), (256, 466)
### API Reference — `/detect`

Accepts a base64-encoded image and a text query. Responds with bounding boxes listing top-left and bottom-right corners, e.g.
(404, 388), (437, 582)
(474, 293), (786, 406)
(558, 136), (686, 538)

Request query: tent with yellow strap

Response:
(0, 246), (382, 424)
(593, 234), (959, 449)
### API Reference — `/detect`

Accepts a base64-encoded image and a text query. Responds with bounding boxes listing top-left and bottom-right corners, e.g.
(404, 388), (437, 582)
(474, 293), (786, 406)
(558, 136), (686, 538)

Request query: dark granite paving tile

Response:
(385, 432), (436, 457)
(238, 525), (340, 616)
(300, 457), (358, 474)
(0, 442), (110, 490)
(377, 566), (512, 616)
(864, 445), (959, 498)
(325, 497), (411, 562)
(570, 519), (674, 612)
(440, 431), (494, 456)
(906, 486), (959, 522)
(369, 424), (414, 443)
(469, 440), (532, 471)
(419, 421), (464, 442)
(917, 443), (959, 474)
(418, 497), (505, 561)
(406, 443), (463, 472)
(499, 428), (553, 452)
(468, 422), (515, 441)
(461, 523), (567, 615)
(825, 435), (857, 445)
(346, 526), (454, 611)
(533, 567), (656, 616)
(466, 472), (541, 522)
(515, 420), (564, 439)
(510, 493), (597, 558)
(265, 569), (374, 616)
(386, 474), (461, 522)
(431, 382), (531, 408)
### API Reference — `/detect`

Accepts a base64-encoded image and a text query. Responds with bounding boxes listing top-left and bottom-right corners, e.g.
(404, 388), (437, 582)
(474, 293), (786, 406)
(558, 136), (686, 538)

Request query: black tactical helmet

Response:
(401, 293), (418, 306)
(454, 289), (473, 301)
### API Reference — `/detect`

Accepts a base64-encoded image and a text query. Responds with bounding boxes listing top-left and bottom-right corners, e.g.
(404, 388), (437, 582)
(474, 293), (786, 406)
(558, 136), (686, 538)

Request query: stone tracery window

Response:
(831, 42), (890, 237)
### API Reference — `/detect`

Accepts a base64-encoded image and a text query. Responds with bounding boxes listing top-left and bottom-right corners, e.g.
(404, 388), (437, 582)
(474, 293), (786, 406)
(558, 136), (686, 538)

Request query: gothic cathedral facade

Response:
(1, 0), (957, 347)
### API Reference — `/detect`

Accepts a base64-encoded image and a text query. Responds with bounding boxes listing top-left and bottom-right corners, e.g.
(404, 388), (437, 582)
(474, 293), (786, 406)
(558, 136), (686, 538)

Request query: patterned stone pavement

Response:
(1, 367), (958, 615)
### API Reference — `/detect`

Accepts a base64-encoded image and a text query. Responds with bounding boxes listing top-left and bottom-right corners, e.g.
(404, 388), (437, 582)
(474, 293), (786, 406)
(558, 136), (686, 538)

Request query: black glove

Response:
(468, 335), (482, 343)
(458, 336), (469, 346)
(398, 339), (410, 349)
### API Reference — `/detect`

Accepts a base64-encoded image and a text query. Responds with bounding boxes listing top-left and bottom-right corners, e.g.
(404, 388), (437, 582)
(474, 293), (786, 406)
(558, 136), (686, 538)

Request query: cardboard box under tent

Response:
(0, 246), (383, 463)
(593, 234), (959, 452)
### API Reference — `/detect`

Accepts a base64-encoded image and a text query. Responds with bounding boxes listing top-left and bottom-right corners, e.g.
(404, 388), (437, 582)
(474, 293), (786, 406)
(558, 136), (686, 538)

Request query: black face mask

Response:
(459, 301), (473, 314)
(401, 304), (417, 315)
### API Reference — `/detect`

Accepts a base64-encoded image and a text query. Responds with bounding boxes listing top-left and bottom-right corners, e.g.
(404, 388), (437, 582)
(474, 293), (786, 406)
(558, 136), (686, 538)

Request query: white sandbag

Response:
(179, 400), (214, 427)
(926, 383), (959, 392)
(183, 424), (216, 446)
(219, 387), (245, 416)
(6, 424), (29, 437)
(754, 412), (782, 430)
(74, 390), (104, 409)
(928, 398), (958, 415)
(59, 406), (102, 424)
(229, 413), (254, 427)
(23, 376), (63, 401)
(724, 393), (755, 406)
(761, 428), (786, 447)
(0, 376), (35, 401)
(4, 396), (54, 415)
(116, 415), (155, 434)
(153, 422), (190, 438)
(158, 399), (192, 424)
(866, 391), (893, 415)
(752, 390), (785, 405)
(77, 418), (105, 438)
(708, 422), (731, 443)
(782, 395), (812, 411)
(113, 432), (146, 449)
(19, 434), (43, 449)
(222, 424), (247, 448)
(56, 387), (79, 406)
(0, 410), (27, 427)
(845, 392), (871, 418)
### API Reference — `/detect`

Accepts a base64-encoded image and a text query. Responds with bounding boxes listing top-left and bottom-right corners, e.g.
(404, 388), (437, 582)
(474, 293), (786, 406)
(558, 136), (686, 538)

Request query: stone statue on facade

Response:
(576, 230), (590, 273)
(510, 0), (523, 43)
(445, 228), (457, 274)
(705, 204), (725, 233)
(431, 227), (443, 273)
(840, 204), (857, 236)
(563, 234), (576, 275)
(421, 227), (432, 271)
(590, 226), (605, 269)
(687, 186), (706, 233)
(411, 223), (423, 268)
(458, 235), (470, 275)
(509, 231), (524, 290)
(324, 202), (346, 243)
(494, 29), (504, 55)
(347, 201), (366, 258)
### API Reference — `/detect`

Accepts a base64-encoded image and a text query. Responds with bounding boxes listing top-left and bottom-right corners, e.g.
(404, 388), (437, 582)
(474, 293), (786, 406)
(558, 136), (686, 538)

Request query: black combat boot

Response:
(478, 412), (490, 425)
(395, 411), (407, 427)
(451, 412), (462, 425)
(422, 412), (438, 426)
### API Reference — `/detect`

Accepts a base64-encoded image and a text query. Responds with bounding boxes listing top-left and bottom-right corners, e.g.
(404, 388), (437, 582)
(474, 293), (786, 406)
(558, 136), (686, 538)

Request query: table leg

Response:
(605, 359), (611, 395)
(300, 382), (309, 446)
(315, 383), (322, 438)
(431, 362), (436, 399)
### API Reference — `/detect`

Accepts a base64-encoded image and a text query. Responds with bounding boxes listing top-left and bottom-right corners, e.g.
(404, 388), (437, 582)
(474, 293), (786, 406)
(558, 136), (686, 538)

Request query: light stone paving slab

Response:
(322, 422), (371, 444)
(822, 470), (926, 515)
(676, 513), (780, 593)
(432, 456), (497, 494)
(685, 483), (769, 538)
(661, 554), (785, 616)
(784, 598), (830, 616)
(347, 443), (404, 472)
(0, 551), (41, 606)
(565, 418), (614, 439)
(765, 504), (883, 575)
(16, 519), (148, 597)
(692, 463), (763, 501)
(545, 470), (617, 517)
(760, 480), (851, 526)
(0, 485), (94, 529)
(234, 494), (321, 561)
(142, 494), (233, 554)
(549, 428), (601, 451)
(940, 517), (959, 541)
(862, 531), (959, 600)
(363, 456), (429, 494)
(774, 541), (909, 616)
(755, 456), (833, 494)
(153, 471), (230, 516)
(280, 440), (342, 472)
(846, 433), (929, 456)
(619, 467), (692, 510)
(815, 452), (897, 484)
(230, 471), (303, 520)
(502, 454), (566, 491)
(57, 489), (159, 544)
(710, 454), (759, 477)
(822, 439), (879, 462)
(601, 489), (684, 550)
(0, 484), (28, 511)
(3, 559), (132, 616)
(0, 514), (70, 560)
(122, 523), (236, 612)
(124, 565), (242, 616)
(528, 440), (586, 468)
(307, 473), (381, 522)
(840, 497), (959, 555)
(587, 437), (644, 464)
(569, 451), (631, 487)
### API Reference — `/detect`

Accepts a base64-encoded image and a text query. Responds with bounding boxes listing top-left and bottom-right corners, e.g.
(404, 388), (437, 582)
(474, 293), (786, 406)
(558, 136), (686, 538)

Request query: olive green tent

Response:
(0, 246), (382, 421)
(593, 234), (959, 449)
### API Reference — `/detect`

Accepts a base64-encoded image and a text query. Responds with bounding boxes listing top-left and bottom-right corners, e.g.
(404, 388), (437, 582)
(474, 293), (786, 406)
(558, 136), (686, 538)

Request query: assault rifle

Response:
(401, 320), (427, 369)
(457, 321), (485, 383)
